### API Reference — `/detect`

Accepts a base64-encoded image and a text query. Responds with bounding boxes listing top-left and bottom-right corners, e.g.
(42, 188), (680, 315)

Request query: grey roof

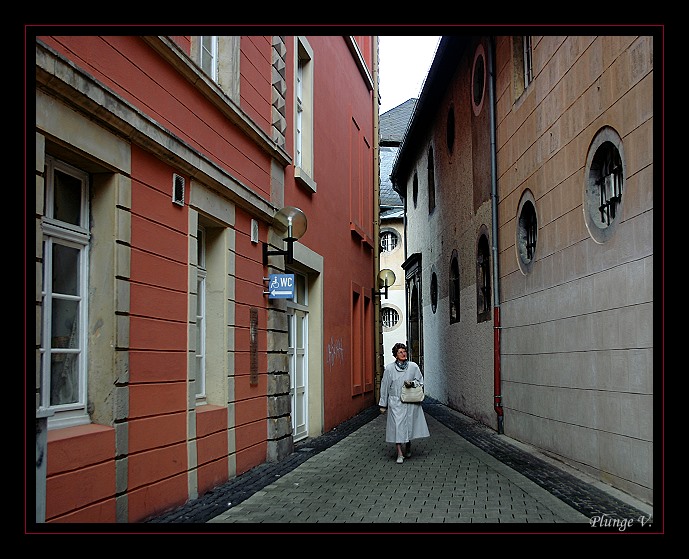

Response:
(380, 99), (416, 208)
(380, 98), (417, 144)
(380, 145), (402, 207)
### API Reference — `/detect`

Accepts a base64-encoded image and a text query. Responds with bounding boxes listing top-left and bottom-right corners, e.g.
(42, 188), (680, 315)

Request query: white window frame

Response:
(380, 230), (398, 253)
(195, 226), (207, 402)
(200, 36), (218, 81)
(381, 307), (399, 329)
(294, 36), (316, 192)
(296, 58), (304, 167)
(40, 156), (90, 429)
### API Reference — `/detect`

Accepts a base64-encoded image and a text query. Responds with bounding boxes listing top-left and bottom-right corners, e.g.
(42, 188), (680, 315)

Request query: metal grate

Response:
(172, 173), (185, 206)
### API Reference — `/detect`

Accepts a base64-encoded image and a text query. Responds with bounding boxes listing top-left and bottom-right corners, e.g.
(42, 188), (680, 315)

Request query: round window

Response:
(471, 43), (486, 116)
(516, 190), (538, 275)
(583, 126), (625, 244)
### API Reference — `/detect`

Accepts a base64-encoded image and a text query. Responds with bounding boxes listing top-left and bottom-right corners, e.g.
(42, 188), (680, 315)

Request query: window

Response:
(381, 307), (400, 329)
(427, 146), (435, 213)
(195, 226), (207, 401)
(477, 232), (491, 322)
(380, 230), (399, 253)
(200, 36), (218, 81)
(192, 36), (240, 102)
(446, 105), (455, 153)
(583, 126), (625, 244)
(40, 157), (90, 427)
(295, 37), (316, 192)
(449, 250), (460, 324)
(296, 58), (303, 166)
(430, 271), (438, 313)
(523, 36), (533, 88)
(471, 44), (486, 116)
(512, 36), (533, 100)
(412, 171), (419, 208)
(516, 190), (538, 275)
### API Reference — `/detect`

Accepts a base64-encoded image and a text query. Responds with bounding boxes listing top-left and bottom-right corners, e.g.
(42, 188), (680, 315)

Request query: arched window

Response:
(446, 105), (455, 154)
(428, 146), (435, 213)
(450, 250), (460, 324)
(477, 232), (491, 322)
(430, 271), (438, 313)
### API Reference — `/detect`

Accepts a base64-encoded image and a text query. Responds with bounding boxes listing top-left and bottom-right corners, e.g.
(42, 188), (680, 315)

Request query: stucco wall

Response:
(403, 37), (497, 428)
(494, 35), (654, 503)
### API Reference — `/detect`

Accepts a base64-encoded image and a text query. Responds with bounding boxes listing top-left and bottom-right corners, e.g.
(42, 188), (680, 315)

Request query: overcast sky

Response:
(378, 36), (441, 115)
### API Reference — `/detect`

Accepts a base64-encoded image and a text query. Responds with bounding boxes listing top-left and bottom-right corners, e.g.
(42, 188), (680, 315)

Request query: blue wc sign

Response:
(267, 274), (295, 299)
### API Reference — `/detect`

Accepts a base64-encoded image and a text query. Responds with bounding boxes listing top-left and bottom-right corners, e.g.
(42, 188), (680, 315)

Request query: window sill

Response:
(350, 222), (374, 249)
(295, 167), (317, 193)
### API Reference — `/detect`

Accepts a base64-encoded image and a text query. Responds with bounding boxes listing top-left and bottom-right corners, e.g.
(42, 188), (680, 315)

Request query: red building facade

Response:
(32, 33), (378, 523)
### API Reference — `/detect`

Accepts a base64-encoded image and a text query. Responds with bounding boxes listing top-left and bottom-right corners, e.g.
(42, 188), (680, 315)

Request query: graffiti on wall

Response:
(327, 336), (345, 371)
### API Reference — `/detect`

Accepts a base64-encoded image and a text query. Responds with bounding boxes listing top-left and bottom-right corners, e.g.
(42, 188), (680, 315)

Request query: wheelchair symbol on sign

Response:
(270, 276), (279, 289)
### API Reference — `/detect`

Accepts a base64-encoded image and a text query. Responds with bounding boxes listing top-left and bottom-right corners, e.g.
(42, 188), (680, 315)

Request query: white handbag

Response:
(400, 384), (424, 403)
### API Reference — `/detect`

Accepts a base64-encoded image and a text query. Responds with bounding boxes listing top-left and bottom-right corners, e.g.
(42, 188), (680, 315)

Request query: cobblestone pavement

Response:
(146, 398), (656, 533)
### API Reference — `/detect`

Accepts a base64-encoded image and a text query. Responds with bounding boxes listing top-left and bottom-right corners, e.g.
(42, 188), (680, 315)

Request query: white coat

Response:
(378, 360), (430, 444)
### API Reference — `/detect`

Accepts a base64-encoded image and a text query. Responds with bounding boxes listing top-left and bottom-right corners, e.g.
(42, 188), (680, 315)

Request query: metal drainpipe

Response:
(373, 36), (383, 404)
(487, 37), (504, 434)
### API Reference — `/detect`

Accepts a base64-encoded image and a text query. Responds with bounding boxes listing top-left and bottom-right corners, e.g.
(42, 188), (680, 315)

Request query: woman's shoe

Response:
(405, 443), (412, 458)
(396, 455), (404, 464)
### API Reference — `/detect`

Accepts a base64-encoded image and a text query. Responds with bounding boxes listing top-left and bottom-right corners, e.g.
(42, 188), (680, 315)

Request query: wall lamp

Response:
(263, 206), (308, 266)
(374, 268), (396, 299)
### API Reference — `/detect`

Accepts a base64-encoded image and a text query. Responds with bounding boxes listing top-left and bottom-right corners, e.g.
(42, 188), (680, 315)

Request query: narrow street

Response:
(149, 398), (654, 533)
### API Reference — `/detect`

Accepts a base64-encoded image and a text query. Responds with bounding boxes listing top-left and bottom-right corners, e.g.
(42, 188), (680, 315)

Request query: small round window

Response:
(583, 126), (625, 244)
(472, 43), (486, 116)
(380, 230), (399, 253)
(381, 306), (400, 330)
(516, 189), (538, 275)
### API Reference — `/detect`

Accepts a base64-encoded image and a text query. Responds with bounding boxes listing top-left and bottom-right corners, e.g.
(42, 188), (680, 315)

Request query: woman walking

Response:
(379, 342), (430, 463)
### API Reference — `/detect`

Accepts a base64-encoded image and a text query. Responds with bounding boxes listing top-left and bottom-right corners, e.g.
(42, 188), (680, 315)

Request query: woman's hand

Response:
(404, 381), (414, 388)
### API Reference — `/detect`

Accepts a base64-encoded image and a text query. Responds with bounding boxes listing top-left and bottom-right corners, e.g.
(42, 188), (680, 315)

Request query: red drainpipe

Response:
(493, 305), (503, 434)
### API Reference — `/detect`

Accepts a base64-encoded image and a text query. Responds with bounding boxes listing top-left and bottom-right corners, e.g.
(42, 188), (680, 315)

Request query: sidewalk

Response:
(147, 398), (656, 533)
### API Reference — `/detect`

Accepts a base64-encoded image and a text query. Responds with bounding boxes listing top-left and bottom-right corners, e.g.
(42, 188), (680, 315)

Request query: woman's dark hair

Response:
(392, 343), (407, 357)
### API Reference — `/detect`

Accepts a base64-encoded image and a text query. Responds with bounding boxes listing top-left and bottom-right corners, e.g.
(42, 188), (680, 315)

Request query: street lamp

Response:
(263, 206), (308, 266)
(374, 268), (396, 299)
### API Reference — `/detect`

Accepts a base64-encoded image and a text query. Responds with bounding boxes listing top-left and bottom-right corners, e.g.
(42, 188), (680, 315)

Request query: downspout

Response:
(487, 37), (503, 434)
(373, 36), (383, 404)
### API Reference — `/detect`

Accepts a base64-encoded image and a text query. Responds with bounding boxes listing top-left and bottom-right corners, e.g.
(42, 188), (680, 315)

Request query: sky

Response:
(378, 36), (441, 115)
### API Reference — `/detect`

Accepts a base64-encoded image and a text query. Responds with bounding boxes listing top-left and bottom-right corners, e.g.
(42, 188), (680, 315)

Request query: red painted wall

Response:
(37, 34), (377, 523)
(46, 425), (116, 523)
(281, 36), (377, 430)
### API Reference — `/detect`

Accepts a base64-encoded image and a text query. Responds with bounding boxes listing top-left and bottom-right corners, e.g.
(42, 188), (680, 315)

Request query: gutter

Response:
(487, 37), (504, 434)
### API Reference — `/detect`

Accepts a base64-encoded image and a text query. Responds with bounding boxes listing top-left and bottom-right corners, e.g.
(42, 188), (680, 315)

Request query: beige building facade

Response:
(392, 34), (656, 505)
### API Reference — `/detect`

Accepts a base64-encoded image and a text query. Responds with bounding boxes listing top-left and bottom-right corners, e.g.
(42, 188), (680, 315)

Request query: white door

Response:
(288, 308), (308, 441)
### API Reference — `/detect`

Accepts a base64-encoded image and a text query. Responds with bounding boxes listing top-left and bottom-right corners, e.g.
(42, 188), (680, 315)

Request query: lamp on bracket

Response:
(374, 268), (396, 299)
(263, 206), (308, 266)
